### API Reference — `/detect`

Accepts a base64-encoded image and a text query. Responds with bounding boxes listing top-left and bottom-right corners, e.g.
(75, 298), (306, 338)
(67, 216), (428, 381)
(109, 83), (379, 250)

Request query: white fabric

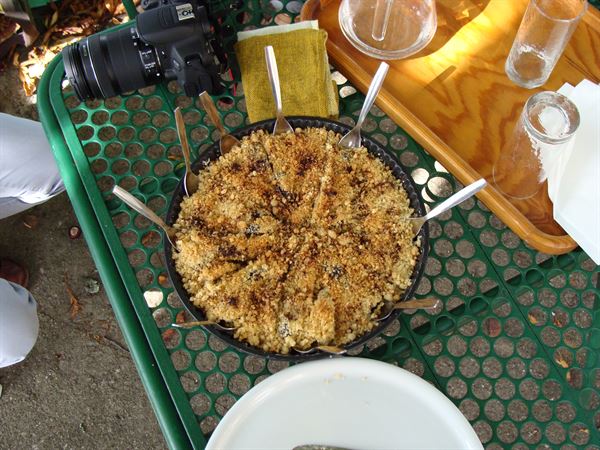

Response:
(0, 278), (39, 368)
(0, 113), (65, 220)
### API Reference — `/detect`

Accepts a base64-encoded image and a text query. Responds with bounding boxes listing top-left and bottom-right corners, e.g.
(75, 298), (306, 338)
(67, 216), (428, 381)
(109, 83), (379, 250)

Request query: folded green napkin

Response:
(235, 22), (339, 123)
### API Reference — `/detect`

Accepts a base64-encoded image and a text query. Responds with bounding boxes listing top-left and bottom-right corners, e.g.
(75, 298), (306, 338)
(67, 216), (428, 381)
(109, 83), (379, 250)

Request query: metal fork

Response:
(112, 186), (177, 248)
(264, 45), (294, 135)
(292, 345), (347, 356)
(338, 62), (389, 149)
(408, 178), (487, 235)
(377, 297), (441, 322)
(174, 107), (200, 197)
(171, 320), (235, 332)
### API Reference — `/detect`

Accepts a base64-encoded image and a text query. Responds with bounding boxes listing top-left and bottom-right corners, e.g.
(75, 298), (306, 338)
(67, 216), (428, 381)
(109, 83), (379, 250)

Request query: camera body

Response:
(63, 0), (229, 100)
(137, 0), (224, 96)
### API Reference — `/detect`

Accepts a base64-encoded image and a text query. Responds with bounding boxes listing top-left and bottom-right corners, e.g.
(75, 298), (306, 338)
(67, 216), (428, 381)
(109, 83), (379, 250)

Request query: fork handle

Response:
(395, 298), (440, 309)
(199, 91), (226, 135)
(424, 178), (487, 221)
(265, 46), (283, 114)
(174, 107), (193, 175)
(356, 62), (389, 128)
(112, 186), (171, 232)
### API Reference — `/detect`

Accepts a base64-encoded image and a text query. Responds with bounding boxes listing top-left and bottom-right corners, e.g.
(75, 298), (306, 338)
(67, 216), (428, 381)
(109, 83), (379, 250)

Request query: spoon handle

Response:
(356, 62), (389, 128)
(199, 91), (226, 135)
(395, 297), (440, 309)
(172, 321), (217, 329)
(112, 186), (171, 233)
(264, 46), (283, 114)
(174, 107), (193, 175)
(424, 178), (487, 222)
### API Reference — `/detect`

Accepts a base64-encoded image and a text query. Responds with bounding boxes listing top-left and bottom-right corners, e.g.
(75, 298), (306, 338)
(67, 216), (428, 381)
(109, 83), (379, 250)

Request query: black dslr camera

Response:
(63, 0), (231, 101)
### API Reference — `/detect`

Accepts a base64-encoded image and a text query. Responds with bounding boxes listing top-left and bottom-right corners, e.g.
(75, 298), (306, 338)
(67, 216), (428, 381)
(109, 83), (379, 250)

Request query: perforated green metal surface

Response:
(40, 1), (600, 448)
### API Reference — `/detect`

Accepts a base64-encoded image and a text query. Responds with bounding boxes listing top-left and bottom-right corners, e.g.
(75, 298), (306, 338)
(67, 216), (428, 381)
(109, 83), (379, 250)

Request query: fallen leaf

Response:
(64, 273), (82, 319)
(483, 317), (501, 337)
(5, 0), (140, 95)
(162, 328), (178, 346)
(141, 232), (154, 247)
(23, 214), (39, 229)
(566, 369), (582, 388)
(556, 358), (569, 368)
(551, 311), (566, 328)
(527, 313), (538, 325)
(555, 350), (571, 369)
(45, 10), (58, 28)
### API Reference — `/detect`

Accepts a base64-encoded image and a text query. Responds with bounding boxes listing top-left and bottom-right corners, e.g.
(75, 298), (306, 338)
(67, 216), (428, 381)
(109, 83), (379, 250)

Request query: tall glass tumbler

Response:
(493, 91), (580, 199)
(505, 0), (587, 89)
(339, 0), (437, 60)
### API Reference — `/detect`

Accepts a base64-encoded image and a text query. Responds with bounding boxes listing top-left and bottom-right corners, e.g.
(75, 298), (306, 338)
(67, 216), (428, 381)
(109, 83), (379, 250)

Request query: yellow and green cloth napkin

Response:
(234, 20), (339, 123)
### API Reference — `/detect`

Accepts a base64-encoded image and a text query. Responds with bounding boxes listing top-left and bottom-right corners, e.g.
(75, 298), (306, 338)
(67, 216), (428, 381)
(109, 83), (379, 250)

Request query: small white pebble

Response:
(144, 290), (163, 308)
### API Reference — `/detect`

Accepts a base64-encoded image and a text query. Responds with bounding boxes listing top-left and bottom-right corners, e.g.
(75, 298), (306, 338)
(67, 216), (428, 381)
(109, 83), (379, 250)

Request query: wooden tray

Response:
(301, 0), (600, 254)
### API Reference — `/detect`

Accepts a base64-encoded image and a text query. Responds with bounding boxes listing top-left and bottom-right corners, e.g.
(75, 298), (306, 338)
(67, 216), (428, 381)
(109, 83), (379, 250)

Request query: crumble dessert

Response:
(173, 127), (419, 354)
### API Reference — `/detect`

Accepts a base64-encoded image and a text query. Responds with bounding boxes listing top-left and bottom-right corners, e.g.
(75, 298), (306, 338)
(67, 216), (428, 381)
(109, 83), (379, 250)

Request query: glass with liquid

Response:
(505, 0), (587, 89)
(493, 91), (580, 199)
(338, 0), (437, 60)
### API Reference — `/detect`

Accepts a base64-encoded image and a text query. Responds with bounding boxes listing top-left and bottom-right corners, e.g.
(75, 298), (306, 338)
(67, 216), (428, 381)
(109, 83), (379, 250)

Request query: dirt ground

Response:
(0, 66), (166, 449)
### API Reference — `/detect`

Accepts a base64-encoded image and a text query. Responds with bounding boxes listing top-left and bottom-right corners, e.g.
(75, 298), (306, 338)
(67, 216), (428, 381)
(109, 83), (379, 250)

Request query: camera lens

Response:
(63, 26), (163, 101)
(63, 41), (96, 100)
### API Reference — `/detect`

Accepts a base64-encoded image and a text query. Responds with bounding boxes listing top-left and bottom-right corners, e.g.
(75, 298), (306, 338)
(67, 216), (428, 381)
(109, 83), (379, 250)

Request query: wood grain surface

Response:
(302, 0), (600, 254)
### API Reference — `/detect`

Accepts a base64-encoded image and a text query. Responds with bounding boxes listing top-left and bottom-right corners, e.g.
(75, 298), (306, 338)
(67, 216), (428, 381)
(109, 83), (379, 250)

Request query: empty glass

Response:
(505, 0), (588, 89)
(492, 91), (580, 199)
(339, 0), (437, 59)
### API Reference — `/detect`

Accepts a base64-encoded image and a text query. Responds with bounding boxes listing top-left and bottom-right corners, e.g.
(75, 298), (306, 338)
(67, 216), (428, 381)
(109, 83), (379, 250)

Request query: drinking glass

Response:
(505, 0), (587, 89)
(338, 0), (437, 60)
(493, 91), (580, 199)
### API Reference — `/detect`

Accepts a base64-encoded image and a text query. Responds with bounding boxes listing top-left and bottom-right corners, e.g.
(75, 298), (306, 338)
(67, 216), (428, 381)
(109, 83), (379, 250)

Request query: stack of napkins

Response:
(234, 20), (339, 123)
(546, 80), (600, 264)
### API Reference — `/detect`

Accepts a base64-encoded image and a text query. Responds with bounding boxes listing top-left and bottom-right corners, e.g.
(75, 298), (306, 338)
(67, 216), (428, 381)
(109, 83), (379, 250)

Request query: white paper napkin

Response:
(546, 80), (600, 264)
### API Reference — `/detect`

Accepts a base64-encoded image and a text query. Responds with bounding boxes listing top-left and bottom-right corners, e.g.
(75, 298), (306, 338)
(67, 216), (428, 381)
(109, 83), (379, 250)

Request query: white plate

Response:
(206, 357), (482, 450)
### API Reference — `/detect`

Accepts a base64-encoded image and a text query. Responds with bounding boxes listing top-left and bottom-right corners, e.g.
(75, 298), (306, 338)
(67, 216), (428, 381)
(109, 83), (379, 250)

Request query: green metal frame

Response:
(38, 56), (204, 449)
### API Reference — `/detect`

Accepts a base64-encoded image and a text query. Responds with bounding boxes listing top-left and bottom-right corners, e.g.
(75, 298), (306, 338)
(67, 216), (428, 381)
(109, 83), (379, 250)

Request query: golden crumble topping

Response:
(173, 127), (419, 354)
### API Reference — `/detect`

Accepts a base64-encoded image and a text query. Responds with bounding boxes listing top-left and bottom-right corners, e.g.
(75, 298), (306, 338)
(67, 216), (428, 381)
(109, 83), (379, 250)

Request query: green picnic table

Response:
(38, 1), (600, 448)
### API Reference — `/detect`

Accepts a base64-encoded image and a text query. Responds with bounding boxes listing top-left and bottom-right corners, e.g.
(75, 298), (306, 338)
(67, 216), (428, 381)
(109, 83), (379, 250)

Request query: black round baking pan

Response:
(164, 116), (429, 361)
